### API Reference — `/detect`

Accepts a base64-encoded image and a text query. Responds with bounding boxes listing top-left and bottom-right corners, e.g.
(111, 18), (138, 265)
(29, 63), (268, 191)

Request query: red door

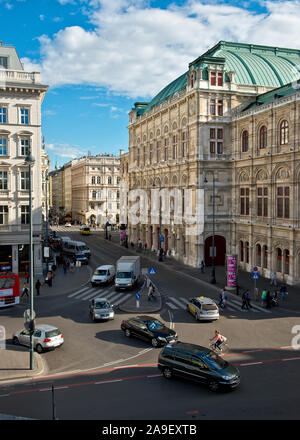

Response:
(204, 235), (226, 266)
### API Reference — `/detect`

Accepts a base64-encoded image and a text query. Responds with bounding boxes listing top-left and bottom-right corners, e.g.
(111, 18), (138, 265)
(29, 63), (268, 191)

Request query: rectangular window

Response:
(149, 144), (153, 164)
(210, 99), (216, 115)
(0, 206), (8, 225)
(0, 57), (8, 69)
(182, 132), (186, 157)
(257, 187), (268, 217)
(164, 138), (168, 161)
(172, 135), (177, 159)
(210, 128), (215, 139)
(21, 205), (29, 224)
(0, 137), (7, 155)
(210, 72), (216, 86)
(240, 188), (250, 215)
(20, 138), (30, 156)
(0, 171), (8, 190)
(217, 142), (223, 154)
(217, 128), (223, 139)
(20, 171), (30, 190)
(210, 142), (215, 154)
(0, 106), (7, 123)
(217, 72), (223, 86)
(156, 141), (161, 162)
(218, 100), (223, 116)
(20, 108), (29, 125)
(277, 186), (289, 219)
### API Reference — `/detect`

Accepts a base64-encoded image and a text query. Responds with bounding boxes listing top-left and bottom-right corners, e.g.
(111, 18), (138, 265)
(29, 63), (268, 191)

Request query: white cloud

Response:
(46, 142), (87, 159)
(23, 0), (300, 98)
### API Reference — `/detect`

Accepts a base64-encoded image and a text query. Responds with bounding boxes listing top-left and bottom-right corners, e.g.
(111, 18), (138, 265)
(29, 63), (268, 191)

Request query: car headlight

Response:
(222, 375), (233, 381)
(157, 336), (167, 341)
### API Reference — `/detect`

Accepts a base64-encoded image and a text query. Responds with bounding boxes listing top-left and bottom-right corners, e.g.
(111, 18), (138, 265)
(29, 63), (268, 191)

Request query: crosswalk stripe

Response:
(168, 297), (187, 309)
(81, 288), (112, 301)
(116, 294), (132, 305)
(166, 302), (178, 310)
(107, 292), (126, 304)
(230, 298), (268, 313)
(179, 297), (189, 305)
(75, 288), (98, 299)
(68, 286), (90, 298)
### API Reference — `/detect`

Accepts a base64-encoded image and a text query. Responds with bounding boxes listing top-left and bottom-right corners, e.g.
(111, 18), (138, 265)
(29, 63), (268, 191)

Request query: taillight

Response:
(61, 334), (63, 338)
(43, 338), (51, 343)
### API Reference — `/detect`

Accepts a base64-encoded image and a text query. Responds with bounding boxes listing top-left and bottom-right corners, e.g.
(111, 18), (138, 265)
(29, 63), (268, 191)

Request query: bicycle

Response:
(209, 340), (229, 354)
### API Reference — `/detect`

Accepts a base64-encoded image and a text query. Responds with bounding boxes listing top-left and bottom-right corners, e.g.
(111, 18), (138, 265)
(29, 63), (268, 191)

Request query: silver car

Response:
(89, 297), (115, 321)
(12, 324), (64, 353)
(186, 296), (220, 321)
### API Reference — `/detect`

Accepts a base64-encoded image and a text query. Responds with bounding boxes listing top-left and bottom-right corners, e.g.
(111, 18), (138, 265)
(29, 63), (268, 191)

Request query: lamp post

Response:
(152, 182), (163, 261)
(25, 150), (35, 370)
(105, 190), (108, 239)
(45, 171), (49, 246)
(204, 174), (216, 284)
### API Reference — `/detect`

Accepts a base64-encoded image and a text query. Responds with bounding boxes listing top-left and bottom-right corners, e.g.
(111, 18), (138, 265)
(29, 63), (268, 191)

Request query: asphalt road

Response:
(1, 227), (300, 419)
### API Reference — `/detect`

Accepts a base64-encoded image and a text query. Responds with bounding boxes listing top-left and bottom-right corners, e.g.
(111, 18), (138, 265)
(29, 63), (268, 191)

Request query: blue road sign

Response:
(159, 235), (164, 242)
(149, 267), (156, 274)
(252, 272), (259, 280)
(136, 293), (141, 300)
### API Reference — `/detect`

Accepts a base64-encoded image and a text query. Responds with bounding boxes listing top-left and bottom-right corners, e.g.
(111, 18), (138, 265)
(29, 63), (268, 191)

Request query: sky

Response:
(1, 0), (300, 168)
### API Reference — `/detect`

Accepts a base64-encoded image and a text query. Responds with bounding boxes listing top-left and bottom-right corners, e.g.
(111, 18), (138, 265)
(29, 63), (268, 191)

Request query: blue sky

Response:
(1, 0), (300, 168)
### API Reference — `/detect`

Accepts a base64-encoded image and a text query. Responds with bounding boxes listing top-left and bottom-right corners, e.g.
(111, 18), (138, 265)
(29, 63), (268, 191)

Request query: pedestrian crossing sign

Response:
(252, 272), (259, 280)
(149, 267), (156, 274)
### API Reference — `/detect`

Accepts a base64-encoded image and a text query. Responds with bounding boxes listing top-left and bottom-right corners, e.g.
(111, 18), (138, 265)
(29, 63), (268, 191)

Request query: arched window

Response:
(259, 125), (267, 149)
(284, 249), (289, 274)
(92, 190), (96, 199)
(245, 242), (249, 263)
(280, 120), (289, 145)
(242, 130), (248, 152)
(263, 245), (268, 269)
(276, 248), (282, 272)
(256, 244), (262, 267)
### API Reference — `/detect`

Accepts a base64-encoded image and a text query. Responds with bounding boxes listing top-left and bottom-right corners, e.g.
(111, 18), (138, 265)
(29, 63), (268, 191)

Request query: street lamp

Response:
(105, 190), (108, 239)
(204, 173), (216, 284)
(152, 182), (163, 262)
(25, 150), (35, 370)
(45, 171), (49, 246)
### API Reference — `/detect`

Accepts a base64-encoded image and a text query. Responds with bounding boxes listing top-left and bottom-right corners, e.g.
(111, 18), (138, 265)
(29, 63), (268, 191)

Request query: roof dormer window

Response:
(0, 57), (8, 69)
(210, 71), (223, 87)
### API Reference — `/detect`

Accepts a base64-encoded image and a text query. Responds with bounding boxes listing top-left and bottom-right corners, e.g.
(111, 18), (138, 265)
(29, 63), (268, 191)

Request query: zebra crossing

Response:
(67, 284), (132, 307)
(165, 296), (271, 314)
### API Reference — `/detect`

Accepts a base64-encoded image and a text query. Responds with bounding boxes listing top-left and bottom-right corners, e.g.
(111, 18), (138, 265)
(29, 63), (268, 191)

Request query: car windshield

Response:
(94, 270), (107, 276)
(148, 320), (164, 330)
(83, 228), (90, 231)
(76, 254), (85, 258)
(45, 329), (61, 338)
(116, 272), (131, 278)
(202, 304), (217, 311)
(95, 302), (110, 309)
(204, 352), (228, 370)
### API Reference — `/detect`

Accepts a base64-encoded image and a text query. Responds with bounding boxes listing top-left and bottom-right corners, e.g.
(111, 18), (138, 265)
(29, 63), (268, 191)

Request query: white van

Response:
(91, 265), (115, 286)
(62, 240), (91, 258)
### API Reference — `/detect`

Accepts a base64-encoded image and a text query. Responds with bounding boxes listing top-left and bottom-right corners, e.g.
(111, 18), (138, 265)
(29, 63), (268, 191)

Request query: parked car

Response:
(91, 265), (115, 286)
(186, 296), (219, 321)
(158, 341), (240, 391)
(121, 316), (177, 347)
(74, 253), (88, 265)
(89, 298), (115, 321)
(12, 324), (64, 354)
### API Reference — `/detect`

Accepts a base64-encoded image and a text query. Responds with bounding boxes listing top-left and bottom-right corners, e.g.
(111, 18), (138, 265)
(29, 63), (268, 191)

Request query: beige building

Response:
(41, 137), (50, 224)
(126, 41), (300, 285)
(0, 42), (48, 275)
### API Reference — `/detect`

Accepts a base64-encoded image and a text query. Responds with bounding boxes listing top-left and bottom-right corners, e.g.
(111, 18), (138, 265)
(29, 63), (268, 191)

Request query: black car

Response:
(158, 341), (240, 392)
(121, 316), (177, 347)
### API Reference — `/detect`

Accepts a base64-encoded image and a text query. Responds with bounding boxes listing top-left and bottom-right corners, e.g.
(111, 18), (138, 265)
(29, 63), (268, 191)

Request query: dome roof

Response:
(137, 41), (300, 116)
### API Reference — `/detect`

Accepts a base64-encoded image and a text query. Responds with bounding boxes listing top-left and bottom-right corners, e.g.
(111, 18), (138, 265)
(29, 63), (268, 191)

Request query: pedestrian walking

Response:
(69, 260), (75, 272)
(241, 291), (249, 310)
(218, 289), (227, 308)
(270, 271), (277, 286)
(280, 285), (288, 301)
(261, 289), (267, 307)
(25, 271), (29, 284)
(245, 290), (252, 308)
(63, 260), (68, 274)
(21, 282), (29, 298)
(35, 279), (41, 296)
(254, 287), (259, 302)
(148, 283), (154, 301)
(47, 271), (53, 287)
(200, 260), (205, 274)
(130, 241), (134, 249)
(266, 290), (272, 309)
(144, 242), (148, 251)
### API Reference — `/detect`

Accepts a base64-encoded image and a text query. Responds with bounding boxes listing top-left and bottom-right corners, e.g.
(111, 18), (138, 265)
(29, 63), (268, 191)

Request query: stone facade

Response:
(0, 42), (48, 276)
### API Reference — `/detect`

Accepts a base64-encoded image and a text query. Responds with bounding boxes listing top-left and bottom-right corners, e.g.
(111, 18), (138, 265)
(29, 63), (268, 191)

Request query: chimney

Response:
(120, 149), (124, 156)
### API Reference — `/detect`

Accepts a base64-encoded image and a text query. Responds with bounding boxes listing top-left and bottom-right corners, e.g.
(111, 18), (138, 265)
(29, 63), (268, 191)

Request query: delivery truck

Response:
(115, 256), (141, 290)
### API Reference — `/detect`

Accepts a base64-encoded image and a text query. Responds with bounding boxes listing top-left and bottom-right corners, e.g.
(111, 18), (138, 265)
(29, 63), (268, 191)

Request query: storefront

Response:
(0, 245), (12, 272)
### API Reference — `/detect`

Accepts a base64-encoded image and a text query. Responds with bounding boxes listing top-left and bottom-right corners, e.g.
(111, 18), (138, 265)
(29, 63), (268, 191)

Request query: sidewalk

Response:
(107, 232), (300, 312)
(0, 344), (46, 383)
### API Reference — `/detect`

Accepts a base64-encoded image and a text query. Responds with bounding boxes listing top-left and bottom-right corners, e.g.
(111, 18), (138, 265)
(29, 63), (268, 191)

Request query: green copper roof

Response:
(136, 41), (300, 116)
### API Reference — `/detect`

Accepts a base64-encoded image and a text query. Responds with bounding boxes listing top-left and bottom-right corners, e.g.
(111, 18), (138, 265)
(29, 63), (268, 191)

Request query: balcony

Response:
(0, 69), (41, 85)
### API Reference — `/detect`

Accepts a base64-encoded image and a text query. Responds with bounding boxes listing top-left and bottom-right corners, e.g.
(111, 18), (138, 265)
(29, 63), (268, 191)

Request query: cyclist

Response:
(209, 330), (227, 351)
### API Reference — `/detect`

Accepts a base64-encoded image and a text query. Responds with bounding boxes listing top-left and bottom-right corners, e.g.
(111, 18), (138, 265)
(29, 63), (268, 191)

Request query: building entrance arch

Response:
(204, 235), (226, 266)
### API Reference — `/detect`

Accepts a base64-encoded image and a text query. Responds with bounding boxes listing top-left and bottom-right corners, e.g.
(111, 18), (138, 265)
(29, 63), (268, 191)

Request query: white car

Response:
(12, 324), (64, 353)
(186, 296), (219, 321)
(91, 265), (115, 286)
(65, 222), (72, 227)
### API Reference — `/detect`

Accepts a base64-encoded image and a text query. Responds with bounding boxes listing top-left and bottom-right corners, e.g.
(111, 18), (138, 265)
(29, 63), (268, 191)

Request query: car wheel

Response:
(208, 380), (219, 392)
(36, 344), (43, 354)
(125, 329), (131, 337)
(13, 336), (19, 345)
(163, 367), (173, 379)
(151, 338), (159, 348)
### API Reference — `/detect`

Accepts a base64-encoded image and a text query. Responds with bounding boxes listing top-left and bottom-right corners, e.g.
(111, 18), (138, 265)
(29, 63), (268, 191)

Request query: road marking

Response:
(113, 365), (138, 369)
(95, 379), (122, 385)
(147, 374), (161, 378)
(39, 388), (51, 392)
(166, 302), (178, 310)
(240, 362), (263, 366)
(68, 286), (90, 298)
(55, 386), (69, 390)
(0, 394), (10, 397)
(115, 294), (132, 305)
(242, 349), (264, 353)
(80, 288), (111, 301)
(179, 297), (189, 305)
(168, 297), (187, 309)
(107, 292), (126, 304)
(282, 357), (300, 361)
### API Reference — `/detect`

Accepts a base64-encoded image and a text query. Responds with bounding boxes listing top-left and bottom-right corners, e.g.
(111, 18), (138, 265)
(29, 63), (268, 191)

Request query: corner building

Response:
(127, 41), (300, 285)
